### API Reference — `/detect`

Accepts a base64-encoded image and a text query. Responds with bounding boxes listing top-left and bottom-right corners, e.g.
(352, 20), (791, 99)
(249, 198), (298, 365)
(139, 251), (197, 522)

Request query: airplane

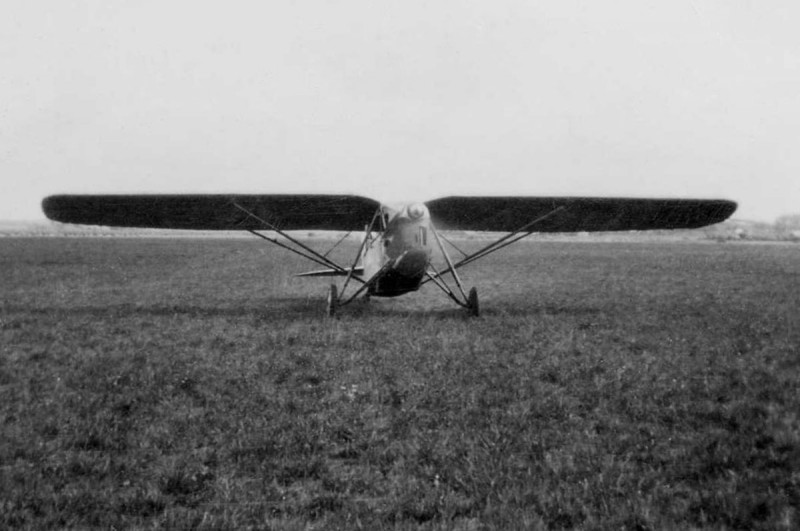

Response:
(42, 194), (737, 316)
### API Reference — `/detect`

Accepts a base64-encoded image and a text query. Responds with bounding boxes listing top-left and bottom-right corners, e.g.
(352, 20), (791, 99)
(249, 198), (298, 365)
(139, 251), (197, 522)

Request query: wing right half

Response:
(425, 196), (737, 232)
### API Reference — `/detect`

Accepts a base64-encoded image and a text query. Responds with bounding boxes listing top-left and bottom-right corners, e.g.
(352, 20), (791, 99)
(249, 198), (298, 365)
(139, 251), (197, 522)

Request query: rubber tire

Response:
(327, 284), (338, 317)
(467, 287), (479, 317)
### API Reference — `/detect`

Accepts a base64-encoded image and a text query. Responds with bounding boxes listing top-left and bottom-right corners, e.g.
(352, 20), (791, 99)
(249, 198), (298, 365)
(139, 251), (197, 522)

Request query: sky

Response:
(2, 0), (798, 222)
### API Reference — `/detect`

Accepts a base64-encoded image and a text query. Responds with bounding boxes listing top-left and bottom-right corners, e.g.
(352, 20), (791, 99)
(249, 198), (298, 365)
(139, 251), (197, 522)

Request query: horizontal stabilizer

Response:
(296, 266), (364, 278)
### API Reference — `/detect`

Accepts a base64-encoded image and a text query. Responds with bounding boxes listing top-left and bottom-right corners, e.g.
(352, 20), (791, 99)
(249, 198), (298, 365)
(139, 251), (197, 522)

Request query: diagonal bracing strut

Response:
(429, 221), (470, 303)
(338, 208), (382, 302)
(436, 231), (468, 258)
(424, 262), (468, 308)
(422, 205), (566, 286)
(233, 202), (365, 283)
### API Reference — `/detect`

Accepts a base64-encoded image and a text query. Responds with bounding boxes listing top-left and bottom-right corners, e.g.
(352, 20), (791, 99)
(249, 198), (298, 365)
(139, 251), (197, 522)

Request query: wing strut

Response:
(338, 209), (382, 302)
(323, 231), (353, 258)
(423, 205), (566, 286)
(232, 202), (365, 284)
(424, 235), (480, 314)
(425, 263), (470, 308)
(247, 230), (345, 272)
(430, 222), (470, 303)
(436, 231), (468, 258)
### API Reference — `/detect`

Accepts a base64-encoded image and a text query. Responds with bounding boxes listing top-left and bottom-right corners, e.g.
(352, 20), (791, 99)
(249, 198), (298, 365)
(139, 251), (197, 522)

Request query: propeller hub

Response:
(407, 203), (428, 220)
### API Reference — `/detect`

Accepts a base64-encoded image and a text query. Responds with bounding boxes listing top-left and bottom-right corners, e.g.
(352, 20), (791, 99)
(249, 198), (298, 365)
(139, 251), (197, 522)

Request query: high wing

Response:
(42, 194), (381, 231)
(425, 196), (737, 232)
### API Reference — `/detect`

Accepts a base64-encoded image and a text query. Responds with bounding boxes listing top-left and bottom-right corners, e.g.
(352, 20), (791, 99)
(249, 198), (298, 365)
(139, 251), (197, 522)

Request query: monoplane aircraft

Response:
(42, 194), (736, 316)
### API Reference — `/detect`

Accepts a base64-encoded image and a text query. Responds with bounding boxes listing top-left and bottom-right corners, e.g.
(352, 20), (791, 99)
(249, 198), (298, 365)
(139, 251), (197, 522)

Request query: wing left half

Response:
(42, 194), (381, 231)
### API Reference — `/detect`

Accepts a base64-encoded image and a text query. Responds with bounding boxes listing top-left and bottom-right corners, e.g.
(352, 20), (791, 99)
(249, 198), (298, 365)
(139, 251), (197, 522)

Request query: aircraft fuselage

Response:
(363, 203), (433, 297)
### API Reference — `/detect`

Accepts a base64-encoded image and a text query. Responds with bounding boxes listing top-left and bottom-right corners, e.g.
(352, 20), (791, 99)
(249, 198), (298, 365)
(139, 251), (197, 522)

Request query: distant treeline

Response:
(2, 218), (800, 242)
(775, 214), (800, 230)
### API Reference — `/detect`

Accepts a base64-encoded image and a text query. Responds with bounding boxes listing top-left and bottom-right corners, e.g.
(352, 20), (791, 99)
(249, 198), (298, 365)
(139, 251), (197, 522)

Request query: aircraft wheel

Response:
(327, 284), (338, 317)
(467, 287), (480, 317)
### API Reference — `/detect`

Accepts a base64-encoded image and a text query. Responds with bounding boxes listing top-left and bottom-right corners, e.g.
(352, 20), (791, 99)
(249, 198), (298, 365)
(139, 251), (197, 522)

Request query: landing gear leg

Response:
(327, 284), (338, 317)
(467, 287), (479, 317)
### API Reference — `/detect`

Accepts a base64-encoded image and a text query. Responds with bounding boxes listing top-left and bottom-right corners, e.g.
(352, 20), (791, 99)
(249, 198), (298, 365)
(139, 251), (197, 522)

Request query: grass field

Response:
(1, 237), (799, 529)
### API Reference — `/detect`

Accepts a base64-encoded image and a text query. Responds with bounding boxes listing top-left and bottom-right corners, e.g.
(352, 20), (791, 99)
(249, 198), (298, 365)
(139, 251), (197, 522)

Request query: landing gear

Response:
(326, 284), (338, 317)
(467, 287), (480, 317)
(425, 222), (483, 316)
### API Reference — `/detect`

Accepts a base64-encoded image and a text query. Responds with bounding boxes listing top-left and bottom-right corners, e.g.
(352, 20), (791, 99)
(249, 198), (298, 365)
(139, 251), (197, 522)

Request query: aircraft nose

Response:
(407, 203), (428, 220)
